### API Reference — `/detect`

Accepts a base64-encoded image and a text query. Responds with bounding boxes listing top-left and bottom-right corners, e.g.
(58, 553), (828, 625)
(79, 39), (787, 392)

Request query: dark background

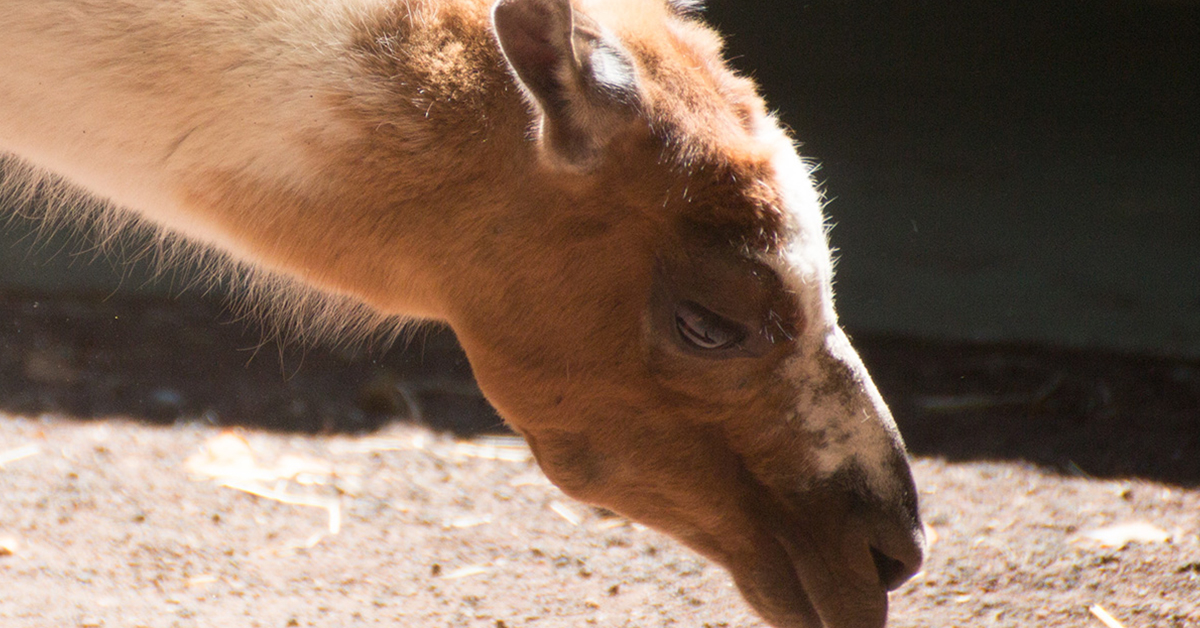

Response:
(3, 0), (1198, 356)
(706, 0), (1200, 357)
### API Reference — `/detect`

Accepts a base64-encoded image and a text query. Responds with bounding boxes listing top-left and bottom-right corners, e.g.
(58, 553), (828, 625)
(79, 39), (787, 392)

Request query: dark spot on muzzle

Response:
(825, 455), (925, 589)
(870, 546), (912, 591)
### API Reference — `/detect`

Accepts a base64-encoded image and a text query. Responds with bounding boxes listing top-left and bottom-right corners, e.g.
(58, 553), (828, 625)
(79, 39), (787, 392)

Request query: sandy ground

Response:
(1, 294), (1198, 628)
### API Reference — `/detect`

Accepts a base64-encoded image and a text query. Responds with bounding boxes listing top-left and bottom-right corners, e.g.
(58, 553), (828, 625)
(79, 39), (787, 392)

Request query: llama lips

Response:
(715, 512), (889, 628)
(728, 532), (826, 628)
(722, 453), (921, 628)
(774, 526), (890, 628)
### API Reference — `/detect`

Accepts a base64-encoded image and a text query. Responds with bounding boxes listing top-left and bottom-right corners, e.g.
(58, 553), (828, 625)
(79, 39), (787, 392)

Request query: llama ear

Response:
(492, 0), (640, 171)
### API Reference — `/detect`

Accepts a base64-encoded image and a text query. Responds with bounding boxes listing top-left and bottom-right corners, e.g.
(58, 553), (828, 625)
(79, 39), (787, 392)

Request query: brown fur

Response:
(0, 1), (925, 626)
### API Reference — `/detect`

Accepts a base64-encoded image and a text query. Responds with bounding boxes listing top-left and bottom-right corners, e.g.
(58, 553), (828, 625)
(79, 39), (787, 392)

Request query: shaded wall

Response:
(707, 0), (1200, 356)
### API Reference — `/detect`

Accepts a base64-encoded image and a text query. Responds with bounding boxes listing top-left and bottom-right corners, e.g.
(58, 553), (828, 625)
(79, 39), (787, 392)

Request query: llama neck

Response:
(0, 0), (530, 318)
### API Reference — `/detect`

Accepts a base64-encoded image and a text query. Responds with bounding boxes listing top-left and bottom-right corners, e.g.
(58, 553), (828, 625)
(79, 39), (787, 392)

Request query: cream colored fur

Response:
(0, 0), (442, 343)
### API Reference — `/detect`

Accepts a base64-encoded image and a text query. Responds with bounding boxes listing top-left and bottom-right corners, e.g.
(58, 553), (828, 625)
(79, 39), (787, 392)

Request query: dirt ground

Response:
(1, 293), (1198, 628)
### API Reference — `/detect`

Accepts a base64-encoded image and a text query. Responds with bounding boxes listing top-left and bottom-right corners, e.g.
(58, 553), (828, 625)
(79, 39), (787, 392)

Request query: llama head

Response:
(432, 1), (929, 626)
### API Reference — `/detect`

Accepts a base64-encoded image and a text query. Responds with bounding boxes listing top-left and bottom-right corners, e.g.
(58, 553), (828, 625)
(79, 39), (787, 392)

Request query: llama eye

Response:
(674, 301), (746, 351)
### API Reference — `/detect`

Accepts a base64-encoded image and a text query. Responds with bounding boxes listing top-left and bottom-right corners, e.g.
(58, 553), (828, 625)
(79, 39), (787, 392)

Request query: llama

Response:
(0, 0), (925, 626)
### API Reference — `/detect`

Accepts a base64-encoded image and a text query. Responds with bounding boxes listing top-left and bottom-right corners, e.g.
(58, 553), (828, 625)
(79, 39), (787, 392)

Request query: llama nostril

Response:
(870, 546), (916, 591)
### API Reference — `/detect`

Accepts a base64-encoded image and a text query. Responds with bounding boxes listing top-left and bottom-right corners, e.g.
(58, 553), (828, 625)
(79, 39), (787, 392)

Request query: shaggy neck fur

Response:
(0, 0), (531, 339)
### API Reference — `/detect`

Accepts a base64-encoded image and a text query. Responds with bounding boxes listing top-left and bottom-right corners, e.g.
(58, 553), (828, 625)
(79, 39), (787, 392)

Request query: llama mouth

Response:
(774, 527), (890, 628)
(726, 524), (888, 628)
(729, 464), (894, 628)
(724, 529), (823, 628)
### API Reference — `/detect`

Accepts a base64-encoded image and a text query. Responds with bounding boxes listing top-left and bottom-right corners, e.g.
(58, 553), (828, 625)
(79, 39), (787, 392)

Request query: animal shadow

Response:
(859, 334), (1200, 487)
(0, 292), (508, 437)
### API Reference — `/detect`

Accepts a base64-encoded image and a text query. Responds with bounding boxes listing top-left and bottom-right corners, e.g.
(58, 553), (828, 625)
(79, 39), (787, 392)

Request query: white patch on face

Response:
(757, 119), (836, 344)
(758, 119), (909, 501)
(804, 329), (908, 497)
